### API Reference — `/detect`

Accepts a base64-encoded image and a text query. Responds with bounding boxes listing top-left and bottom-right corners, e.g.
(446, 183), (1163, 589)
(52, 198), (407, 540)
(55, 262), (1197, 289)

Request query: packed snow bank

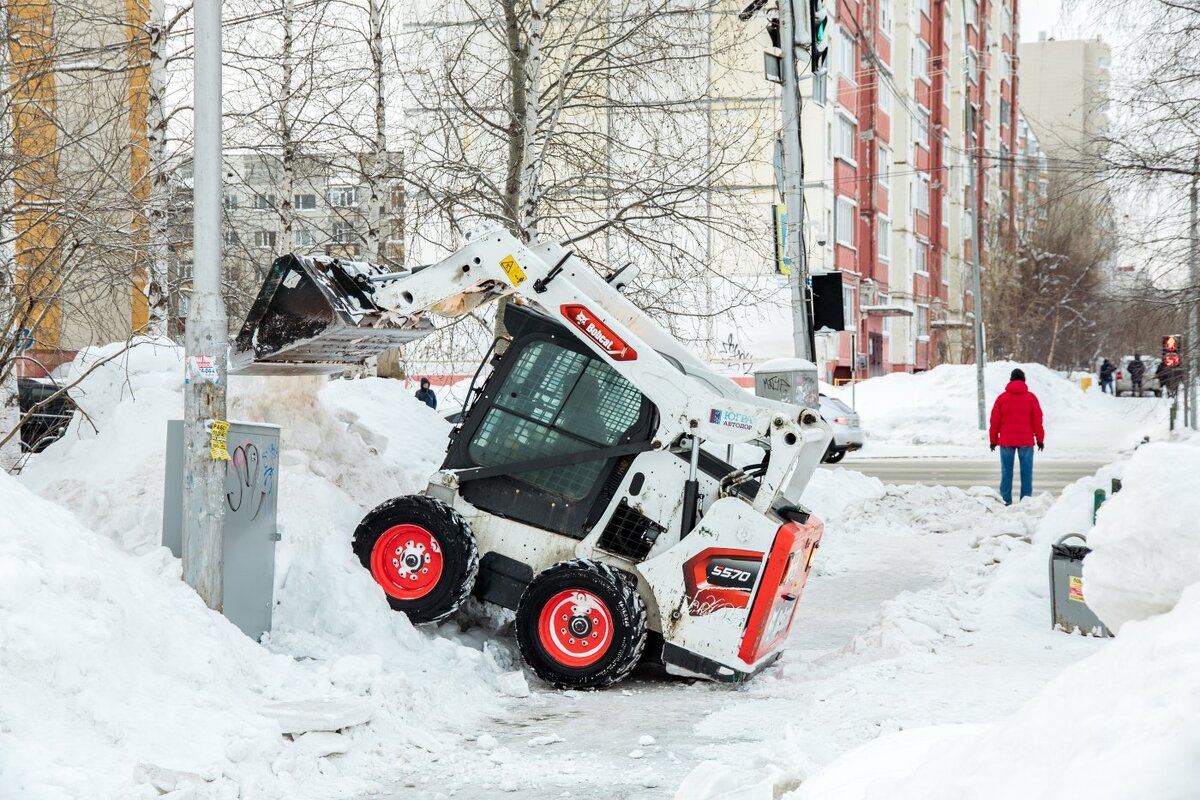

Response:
(828, 360), (1164, 455)
(788, 584), (1200, 800)
(0, 470), (356, 799)
(13, 340), (507, 796)
(1084, 441), (1200, 631)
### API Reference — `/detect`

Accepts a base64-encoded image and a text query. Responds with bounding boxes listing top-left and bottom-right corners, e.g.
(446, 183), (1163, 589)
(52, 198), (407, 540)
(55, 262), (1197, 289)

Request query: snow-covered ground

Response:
(828, 361), (1170, 459)
(3, 343), (1196, 799)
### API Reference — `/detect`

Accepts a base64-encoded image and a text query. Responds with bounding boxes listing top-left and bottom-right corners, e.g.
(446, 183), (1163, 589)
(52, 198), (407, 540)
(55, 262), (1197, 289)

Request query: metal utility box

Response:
(753, 358), (820, 410)
(163, 420), (281, 640)
(1049, 534), (1112, 637)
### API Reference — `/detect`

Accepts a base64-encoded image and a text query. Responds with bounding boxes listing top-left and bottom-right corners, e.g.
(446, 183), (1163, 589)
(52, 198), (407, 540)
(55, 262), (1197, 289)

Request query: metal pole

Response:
(779, 0), (812, 361)
(183, 0), (228, 609)
(1189, 152), (1199, 430)
(970, 147), (986, 430)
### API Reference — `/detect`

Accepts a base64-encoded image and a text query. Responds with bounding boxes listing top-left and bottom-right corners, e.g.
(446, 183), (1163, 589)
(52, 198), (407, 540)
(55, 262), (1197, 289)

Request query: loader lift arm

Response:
(231, 228), (830, 514)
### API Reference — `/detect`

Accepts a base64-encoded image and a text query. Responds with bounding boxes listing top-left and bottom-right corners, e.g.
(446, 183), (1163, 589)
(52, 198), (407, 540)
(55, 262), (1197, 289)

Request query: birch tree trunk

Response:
(277, 0), (296, 248)
(516, 0), (544, 241)
(146, 0), (169, 336)
(366, 0), (387, 264)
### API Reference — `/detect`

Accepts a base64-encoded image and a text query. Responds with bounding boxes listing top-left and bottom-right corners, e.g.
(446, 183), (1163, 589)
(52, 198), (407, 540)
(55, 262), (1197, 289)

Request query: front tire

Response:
(516, 560), (646, 689)
(352, 495), (478, 624)
(824, 448), (846, 464)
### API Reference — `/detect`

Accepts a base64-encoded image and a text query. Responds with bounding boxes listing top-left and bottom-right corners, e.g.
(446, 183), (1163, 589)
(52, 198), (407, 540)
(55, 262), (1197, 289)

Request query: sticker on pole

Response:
(560, 304), (638, 361)
(186, 355), (221, 385)
(1068, 575), (1086, 603)
(209, 419), (231, 461)
(499, 255), (526, 287)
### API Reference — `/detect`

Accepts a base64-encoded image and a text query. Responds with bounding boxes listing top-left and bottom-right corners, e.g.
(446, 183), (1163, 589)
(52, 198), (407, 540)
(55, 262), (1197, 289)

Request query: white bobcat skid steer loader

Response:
(232, 229), (831, 689)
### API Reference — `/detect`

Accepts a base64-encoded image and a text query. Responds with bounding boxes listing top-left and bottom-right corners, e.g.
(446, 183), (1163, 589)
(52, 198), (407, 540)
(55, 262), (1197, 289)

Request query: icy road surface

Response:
(361, 480), (1104, 799)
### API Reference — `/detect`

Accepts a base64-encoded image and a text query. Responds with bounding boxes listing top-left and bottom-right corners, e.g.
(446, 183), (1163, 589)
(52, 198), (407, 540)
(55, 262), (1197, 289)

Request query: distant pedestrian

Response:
(1128, 354), (1146, 396)
(1098, 358), (1115, 394)
(1156, 359), (1181, 398)
(415, 377), (437, 410)
(989, 368), (1045, 506)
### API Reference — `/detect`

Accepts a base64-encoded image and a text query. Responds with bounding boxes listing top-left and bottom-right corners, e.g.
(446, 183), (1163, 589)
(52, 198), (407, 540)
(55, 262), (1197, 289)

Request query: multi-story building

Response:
(798, 0), (1021, 380)
(1016, 36), (1111, 169)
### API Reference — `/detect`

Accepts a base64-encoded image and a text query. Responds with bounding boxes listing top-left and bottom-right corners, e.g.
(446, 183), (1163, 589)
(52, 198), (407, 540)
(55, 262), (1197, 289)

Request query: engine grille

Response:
(597, 499), (665, 562)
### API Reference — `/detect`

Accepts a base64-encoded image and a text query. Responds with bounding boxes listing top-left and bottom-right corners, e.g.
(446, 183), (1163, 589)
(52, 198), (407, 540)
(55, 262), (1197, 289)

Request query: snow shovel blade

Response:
(230, 253), (431, 375)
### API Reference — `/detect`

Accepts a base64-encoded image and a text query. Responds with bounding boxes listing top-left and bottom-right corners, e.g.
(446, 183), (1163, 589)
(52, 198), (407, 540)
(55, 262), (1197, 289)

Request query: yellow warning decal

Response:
(500, 254), (526, 287)
(1068, 575), (1085, 603)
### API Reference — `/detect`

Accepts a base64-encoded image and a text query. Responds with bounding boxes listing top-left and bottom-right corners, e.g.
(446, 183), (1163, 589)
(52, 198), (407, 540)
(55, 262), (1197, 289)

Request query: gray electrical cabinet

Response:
(163, 420), (281, 640)
(753, 358), (820, 410)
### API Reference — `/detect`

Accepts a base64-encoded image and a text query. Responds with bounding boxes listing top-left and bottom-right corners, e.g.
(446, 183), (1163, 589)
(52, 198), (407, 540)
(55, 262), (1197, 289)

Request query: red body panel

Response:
(738, 517), (823, 664)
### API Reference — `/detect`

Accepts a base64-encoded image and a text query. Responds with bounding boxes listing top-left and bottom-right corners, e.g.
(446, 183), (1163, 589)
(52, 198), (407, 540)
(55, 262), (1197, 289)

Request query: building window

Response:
(254, 193), (276, 210)
(878, 216), (891, 261)
(813, 72), (827, 105)
(880, 83), (893, 117)
(942, 251), (950, 285)
(332, 222), (358, 244)
(254, 230), (277, 248)
(328, 186), (358, 208)
(916, 0), (929, 17)
(966, 0), (978, 26)
(878, 144), (891, 187)
(835, 197), (856, 247)
(915, 40), (930, 83)
(916, 304), (929, 338)
(964, 208), (975, 239)
(295, 229), (319, 247)
(914, 242), (928, 274)
(1000, 52), (1013, 84)
(223, 230), (240, 246)
(966, 49), (978, 84)
(916, 174), (930, 215)
(223, 194), (239, 210)
(1000, 98), (1011, 125)
(842, 285), (855, 329)
(294, 193), (318, 210)
(916, 107), (931, 149)
(1001, 7), (1013, 37)
(941, 187), (949, 227)
(878, 0), (893, 38)
(836, 115), (857, 163)
(837, 33), (857, 82)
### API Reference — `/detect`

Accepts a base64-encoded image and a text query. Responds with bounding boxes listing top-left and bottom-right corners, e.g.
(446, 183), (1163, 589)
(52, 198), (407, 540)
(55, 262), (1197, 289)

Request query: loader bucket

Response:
(230, 253), (432, 375)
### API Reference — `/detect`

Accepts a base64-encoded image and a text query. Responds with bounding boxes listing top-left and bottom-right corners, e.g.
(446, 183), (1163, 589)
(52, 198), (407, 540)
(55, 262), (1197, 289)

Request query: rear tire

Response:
(352, 495), (478, 624)
(516, 560), (646, 689)
(824, 448), (846, 464)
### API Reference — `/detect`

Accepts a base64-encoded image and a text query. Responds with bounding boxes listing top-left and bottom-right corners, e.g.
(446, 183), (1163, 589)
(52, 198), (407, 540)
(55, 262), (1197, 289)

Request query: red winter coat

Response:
(989, 381), (1045, 448)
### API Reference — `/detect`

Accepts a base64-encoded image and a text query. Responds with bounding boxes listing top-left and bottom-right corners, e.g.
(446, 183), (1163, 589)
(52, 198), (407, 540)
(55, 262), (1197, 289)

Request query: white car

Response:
(1115, 356), (1161, 397)
(819, 394), (864, 463)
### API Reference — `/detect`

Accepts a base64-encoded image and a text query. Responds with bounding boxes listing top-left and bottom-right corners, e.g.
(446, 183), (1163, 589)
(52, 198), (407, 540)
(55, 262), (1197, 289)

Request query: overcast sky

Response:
(1020, 0), (1065, 42)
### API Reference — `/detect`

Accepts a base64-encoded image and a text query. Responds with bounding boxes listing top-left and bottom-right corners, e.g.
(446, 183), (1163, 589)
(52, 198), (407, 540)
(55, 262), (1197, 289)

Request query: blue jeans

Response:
(999, 446), (1034, 505)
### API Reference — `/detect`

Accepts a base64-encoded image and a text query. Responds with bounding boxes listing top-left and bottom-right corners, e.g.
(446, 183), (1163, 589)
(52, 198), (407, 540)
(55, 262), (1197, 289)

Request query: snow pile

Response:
(788, 585), (1200, 800)
(828, 360), (1163, 455)
(12, 340), (506, 797)
(800, 466), (886, 524)
(1084, 442), (1200, 632)
(0, 469), (349, 799)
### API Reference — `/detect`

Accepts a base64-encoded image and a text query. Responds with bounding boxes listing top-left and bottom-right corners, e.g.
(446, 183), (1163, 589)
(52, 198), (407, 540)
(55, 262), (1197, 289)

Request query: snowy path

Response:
(832, 457), (1109, 494)
(360, 483), (1101, 800)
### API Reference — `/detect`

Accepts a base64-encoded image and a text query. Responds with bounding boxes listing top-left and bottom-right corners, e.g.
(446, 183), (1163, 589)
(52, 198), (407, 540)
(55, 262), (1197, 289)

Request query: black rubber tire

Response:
(824, 448), (846, 464)
(516, 560), (647, 690)
(352, 495), (478, 624)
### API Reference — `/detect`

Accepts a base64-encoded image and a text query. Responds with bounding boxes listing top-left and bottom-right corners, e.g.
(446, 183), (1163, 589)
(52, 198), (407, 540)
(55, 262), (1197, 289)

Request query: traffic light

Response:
(809, 0), (829, 75)
(1163, 334), (1182, 369)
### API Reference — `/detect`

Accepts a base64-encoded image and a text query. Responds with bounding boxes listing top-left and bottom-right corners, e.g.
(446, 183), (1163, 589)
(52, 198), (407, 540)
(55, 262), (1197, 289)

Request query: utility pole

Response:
(1189, 151), (1199, 430)
(779, 0), (813, 361)
(966, 2), (986, 432)
(183, 0), (228, 610)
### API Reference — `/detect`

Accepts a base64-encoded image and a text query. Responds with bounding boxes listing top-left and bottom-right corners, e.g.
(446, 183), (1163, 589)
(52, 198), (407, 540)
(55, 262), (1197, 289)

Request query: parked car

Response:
(819, 393), (863, 463)
(16, 374), (76, 453)
(1114, 355), (1162, 397)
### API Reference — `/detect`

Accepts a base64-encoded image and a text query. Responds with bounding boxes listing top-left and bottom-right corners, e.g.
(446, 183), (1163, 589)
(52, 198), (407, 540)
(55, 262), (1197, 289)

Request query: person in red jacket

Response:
(988, 368), (1045, 505)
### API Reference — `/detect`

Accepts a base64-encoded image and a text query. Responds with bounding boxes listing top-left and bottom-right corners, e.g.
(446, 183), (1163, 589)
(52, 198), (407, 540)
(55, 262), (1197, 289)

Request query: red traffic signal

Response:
(1163, 334), (1182, 368)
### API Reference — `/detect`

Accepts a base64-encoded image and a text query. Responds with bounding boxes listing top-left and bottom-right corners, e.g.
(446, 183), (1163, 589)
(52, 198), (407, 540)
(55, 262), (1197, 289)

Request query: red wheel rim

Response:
(537, 589), (613, 668)
(370, 524), (444, 600)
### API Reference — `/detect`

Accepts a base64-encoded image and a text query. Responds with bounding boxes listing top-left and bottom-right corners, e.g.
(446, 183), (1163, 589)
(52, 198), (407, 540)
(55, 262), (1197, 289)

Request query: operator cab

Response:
(443, 303), (657, 539)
